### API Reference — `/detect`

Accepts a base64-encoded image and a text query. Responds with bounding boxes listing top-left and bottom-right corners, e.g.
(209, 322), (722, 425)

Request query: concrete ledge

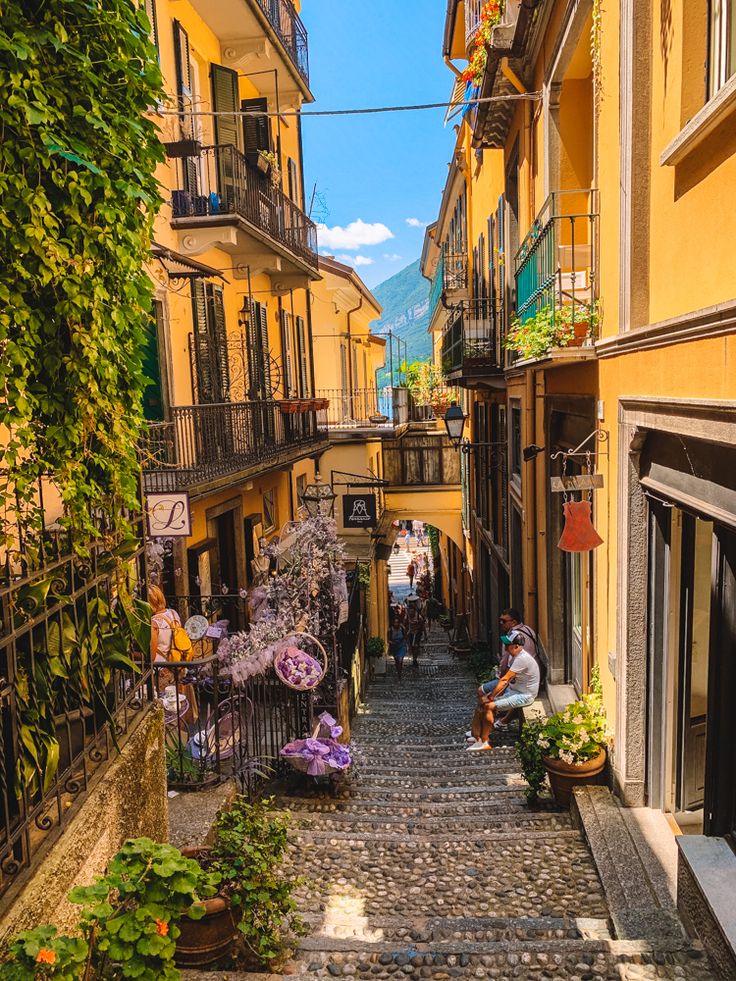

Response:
(677, 835), (736, 980)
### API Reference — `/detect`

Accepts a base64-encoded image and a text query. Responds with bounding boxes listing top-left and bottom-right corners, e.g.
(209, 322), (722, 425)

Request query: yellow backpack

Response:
(162, 613), (193, 661)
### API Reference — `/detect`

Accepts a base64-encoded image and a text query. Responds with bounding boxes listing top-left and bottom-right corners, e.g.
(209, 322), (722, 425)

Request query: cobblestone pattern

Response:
(187, 632), (714, 980)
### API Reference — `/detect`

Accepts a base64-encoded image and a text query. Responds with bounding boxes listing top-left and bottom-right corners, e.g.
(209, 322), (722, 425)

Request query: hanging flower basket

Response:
(272, 632), (327, 691)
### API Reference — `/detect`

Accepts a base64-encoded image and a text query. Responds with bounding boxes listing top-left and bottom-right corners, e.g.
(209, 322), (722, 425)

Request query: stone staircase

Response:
(183, 637), (714, 980)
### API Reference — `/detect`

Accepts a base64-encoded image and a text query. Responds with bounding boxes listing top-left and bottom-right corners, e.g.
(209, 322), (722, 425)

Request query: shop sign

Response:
(342, 493), (377, 528)
(550, 474), (604, 493)
(145, 491), (192, 537)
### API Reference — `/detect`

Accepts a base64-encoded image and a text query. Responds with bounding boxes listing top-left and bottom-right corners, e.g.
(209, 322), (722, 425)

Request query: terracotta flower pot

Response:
(175, 848), (239, 967)
(543, 746), (606, 808)
(566, 320), (591, 348)
(279, 400), (299, 415)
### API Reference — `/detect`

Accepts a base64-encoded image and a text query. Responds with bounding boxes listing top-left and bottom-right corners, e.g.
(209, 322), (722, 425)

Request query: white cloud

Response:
(383, 253), (403, 261)
(316, 219), (394, 251)
(337, 254), (374, 267)
(405, 217), (429, 228)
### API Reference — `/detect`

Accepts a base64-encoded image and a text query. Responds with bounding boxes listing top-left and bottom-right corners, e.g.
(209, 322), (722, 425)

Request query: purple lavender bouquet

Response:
(280, 712), (351, 775)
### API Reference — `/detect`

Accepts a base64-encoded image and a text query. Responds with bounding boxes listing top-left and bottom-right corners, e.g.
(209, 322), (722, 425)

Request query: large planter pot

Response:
(543, 746), (607, 807)
(175, 849), (238, 967)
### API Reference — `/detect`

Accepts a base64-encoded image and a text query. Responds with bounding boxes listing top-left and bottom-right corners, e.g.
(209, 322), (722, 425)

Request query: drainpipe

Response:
(524, 369), (538, 631)
(444, 55), (462, 78)
(346, 294), (364, 396)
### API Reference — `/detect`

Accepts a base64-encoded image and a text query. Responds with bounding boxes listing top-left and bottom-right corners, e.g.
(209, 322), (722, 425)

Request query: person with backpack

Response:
(387, 616), (408, 682)
(405, 596), (426, 667)
(149, 585), (196, 720)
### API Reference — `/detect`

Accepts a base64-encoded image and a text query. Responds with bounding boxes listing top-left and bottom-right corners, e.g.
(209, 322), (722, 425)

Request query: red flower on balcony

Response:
(462, 0), (504, 86)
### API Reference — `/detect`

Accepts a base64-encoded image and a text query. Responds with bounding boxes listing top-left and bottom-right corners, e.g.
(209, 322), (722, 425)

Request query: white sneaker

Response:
(494, 721), (510, 732)
(466, 742), (492, 752)
(465, 740), (483, 751)
(464, 731), (473, 739)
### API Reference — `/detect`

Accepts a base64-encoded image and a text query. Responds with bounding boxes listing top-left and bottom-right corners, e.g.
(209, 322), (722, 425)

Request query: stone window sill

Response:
(660, 74), (736, 166)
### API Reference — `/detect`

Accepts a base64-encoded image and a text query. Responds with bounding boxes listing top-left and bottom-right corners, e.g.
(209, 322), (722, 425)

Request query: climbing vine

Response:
(591, 0), (603, 115)
(0, 1), (165, 548)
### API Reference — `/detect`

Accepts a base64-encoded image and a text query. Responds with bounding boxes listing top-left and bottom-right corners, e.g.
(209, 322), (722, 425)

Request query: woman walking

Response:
(388, 616), (408, 681)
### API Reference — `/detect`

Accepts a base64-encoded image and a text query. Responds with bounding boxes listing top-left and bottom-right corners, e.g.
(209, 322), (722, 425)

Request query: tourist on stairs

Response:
(388, 616), (408, 682)
(466, 632), (540, 751)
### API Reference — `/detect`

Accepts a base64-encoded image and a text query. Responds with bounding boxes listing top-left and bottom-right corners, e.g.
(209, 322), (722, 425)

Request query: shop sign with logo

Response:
(145, 491), (192, 537)
(342, 493), (377, 529)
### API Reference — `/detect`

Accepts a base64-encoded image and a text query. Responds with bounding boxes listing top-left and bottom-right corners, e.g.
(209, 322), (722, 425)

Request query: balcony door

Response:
(211, 63), (241, 213)
(246, 301), (275, 445)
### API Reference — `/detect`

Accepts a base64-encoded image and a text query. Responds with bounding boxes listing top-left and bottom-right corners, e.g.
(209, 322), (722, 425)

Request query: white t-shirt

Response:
(507, 651), (540, 699)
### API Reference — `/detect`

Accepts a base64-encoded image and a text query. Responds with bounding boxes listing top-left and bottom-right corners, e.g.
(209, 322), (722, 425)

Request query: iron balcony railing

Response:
(143, 400), (327, 493)
(317, 388), (391, 428)
(0, 499), (153, 903)
(171, 144), (318, 271)
(429, 249), (468, 322)
(514, 189), (599, 328)
(441, 297), (502, 377)
(255, 0), (310, 85)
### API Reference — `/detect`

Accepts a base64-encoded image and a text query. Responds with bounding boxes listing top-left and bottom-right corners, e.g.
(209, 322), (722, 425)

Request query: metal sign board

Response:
(145, 491), (192, 537)
(342, 493), (377, 529)
(550, 474), (604, 493)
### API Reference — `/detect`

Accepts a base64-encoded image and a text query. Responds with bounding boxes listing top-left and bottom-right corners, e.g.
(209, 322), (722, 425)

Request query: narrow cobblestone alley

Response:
(269, 637), (713, 981)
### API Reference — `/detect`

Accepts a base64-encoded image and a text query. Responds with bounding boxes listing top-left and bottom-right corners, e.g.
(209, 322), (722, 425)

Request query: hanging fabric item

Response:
(557, 450), (604, 552)
(558, 500), (604, 552)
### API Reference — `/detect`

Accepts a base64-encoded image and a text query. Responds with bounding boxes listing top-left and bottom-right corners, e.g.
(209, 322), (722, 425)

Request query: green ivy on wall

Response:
(0, 0), (165, 546)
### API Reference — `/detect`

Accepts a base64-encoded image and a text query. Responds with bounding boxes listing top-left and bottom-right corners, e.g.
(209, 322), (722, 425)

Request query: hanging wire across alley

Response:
(157, 92), (542, 121)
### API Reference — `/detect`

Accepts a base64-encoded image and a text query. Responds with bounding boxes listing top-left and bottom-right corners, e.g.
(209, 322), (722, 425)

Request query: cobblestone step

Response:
(289, 811), (573, 835)
(280, 797), (559, 818)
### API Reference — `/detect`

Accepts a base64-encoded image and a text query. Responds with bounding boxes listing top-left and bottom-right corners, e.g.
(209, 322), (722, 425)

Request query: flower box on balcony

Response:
(164, 139), (203, 159)
(313, 398), (329, 411)
(279, 399), (312, 415)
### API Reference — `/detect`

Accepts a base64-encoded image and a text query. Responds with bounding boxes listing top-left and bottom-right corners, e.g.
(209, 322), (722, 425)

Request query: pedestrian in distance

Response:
(388, 616), (408, 681)
(405, 596), (426, 667)
(406, 559), (416, 588)
(466, 631), (540, 751)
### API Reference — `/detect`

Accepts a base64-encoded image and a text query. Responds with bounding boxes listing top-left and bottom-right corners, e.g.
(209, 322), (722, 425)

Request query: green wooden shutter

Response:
(209, 285), (231, 403)
(259, 304), (272, 396)
(211, 63), (240, 212)
(281, 309), (295, 396)
(241, 97), (271, 164)
(173, 20), (198, 199)
(143, 300), (165, 421)
(191, 280), (213, 404)
(145, 0), (159, 56)
(296, 315), (309, 397)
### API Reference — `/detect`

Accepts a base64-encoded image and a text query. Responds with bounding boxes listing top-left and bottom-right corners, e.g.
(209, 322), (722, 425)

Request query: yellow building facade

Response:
(429, 0), (736, 926)
(143, 0), (324, 618)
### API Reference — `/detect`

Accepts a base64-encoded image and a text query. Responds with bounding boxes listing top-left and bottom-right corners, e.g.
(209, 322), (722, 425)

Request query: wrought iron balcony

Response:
(429, 248), (469, 323)
(143, 400), (327, 493)
(171, 144), (318, 271)
(514, 189), (598, 341)
(254, 0), (310, 85)
(441, 297), (503, 381)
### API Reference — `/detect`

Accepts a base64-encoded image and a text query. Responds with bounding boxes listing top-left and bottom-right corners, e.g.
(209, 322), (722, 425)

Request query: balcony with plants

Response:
(441, 297), (504, 383)
(506, 189), (599, 364)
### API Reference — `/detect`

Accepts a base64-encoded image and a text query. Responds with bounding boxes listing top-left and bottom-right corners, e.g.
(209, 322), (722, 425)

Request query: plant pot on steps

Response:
(175, 848), (239, 967)
(543, 746), (607, 808)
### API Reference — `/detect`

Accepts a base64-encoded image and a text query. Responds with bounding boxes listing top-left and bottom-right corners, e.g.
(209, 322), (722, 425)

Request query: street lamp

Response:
(302, 473), (337, 518)
(443, 402), (467, 449)
(523, 444), (546, 462)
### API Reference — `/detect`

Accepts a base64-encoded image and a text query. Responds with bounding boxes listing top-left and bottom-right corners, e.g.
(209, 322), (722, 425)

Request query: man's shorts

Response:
(493, 691), (536, 711)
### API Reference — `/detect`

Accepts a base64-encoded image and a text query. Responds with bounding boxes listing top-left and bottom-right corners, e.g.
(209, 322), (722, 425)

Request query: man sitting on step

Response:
(466, 632), (540, 752)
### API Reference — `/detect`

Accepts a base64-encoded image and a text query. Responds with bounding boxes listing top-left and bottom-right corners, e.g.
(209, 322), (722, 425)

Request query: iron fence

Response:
(255, 0), (310, 84)
(441, 297), (502, 377)
(514, 189), (599, 328)
(142, 400), (327, 493)
(171, 144), (318, 270)
(0, 504), (152, 904)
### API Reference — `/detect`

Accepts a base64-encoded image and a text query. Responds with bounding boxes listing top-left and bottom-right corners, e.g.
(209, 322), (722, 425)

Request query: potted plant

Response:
(178, 795), (305, 970)
(504, 302), (599, 361)
(536, 677), (607, 806)
(366, 636), (385, 658)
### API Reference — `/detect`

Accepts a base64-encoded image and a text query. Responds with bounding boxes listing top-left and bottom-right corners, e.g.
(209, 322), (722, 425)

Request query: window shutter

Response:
(209, 285), (231, 403)
(191, 280), (213, 404)
(281, 309), (295, 396)
(287, 158), (299, 203)
(241, 98), (271, 164)
(296, 316), (309, 397)
(259, 303), (273, 396)
(145, 0), (159, 56)
(173, 21), (193, 138)
(211, 63), (240, 149)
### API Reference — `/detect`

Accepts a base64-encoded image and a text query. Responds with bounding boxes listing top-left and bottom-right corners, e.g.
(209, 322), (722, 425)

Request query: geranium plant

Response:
(537, 689), (607, 766)
(462, 0), (505, 87)
(504, 302), (598, 361)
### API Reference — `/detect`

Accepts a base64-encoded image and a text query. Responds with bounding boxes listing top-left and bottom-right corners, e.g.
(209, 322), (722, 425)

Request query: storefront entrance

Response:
(647, 499), (736, 841)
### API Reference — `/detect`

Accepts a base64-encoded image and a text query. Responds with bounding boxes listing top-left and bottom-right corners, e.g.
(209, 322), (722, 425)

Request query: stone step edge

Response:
(287, 829), (582, 844)
(299, 913), (610, 932)
(290, 812), (571, 827)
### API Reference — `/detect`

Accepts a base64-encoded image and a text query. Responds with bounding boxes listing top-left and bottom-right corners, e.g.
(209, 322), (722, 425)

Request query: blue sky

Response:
(299, 1), (457, 288)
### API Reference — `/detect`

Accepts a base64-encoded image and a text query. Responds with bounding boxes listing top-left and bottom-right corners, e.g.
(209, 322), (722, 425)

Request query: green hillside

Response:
(373, 259), (432, 382)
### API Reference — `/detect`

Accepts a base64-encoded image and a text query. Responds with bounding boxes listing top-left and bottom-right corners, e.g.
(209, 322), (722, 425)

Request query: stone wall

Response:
(0, 705), (167, 943)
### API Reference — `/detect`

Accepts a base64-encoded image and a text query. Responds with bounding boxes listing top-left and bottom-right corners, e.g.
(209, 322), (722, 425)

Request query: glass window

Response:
(263, 488), (277, 532)
(709, 0), (736, 96)
(510, 402), (522, 482)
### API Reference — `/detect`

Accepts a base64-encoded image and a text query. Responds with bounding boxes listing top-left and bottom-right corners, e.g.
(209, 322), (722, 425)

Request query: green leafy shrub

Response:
(468, 642), (496, 684)
(366, 637), (385, 658)
(518, 718), (548, 803)
(207, 796), (305, 967)
(537, 693), (607, 765)
(0, 0), (165, 545)
(1, 839), (216, 980)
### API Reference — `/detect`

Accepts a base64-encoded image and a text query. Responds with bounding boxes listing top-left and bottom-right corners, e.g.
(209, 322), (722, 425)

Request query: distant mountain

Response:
(372, 259), (431, 383)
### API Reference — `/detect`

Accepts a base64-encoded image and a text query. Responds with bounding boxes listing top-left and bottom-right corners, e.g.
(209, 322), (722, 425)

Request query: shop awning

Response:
(151, 242), (228, 282)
